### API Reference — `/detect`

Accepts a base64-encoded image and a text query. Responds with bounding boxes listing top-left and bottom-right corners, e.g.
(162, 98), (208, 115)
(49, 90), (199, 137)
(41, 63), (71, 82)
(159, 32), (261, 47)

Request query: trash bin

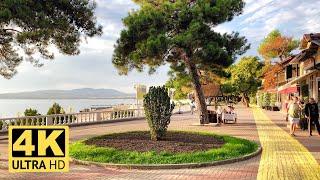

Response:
(208, 110), (217, 123)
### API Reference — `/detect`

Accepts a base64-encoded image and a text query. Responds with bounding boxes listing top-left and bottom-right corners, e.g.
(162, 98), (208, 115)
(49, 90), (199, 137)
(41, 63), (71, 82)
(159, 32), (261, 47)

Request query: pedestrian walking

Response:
(298, 99), (308, 131)
(216, 105), (222, 124)
(285, 96), (293, 122)
(190, 98), (196, 115)
(288, 97), (300, 136)
(304, 98), (320, 136)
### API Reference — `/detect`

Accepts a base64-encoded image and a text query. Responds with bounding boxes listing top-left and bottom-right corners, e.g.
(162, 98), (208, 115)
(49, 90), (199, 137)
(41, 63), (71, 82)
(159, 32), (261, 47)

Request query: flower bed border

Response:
(71, 136), (262, 170)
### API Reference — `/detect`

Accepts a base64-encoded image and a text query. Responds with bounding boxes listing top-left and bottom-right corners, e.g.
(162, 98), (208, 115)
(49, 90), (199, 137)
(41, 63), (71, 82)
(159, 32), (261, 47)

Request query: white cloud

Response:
(242, 0), (274, 15)
(263, 10), (296, 32)
(241, 27), (265, 41)
(213, 25), (232, 34)
(302, 18), (320, 33)
(242, 4), (278, 24)
(2, 0), (320, 93)
(238, 0), (320, 42)
(80, 37), (115, 54)
(102, 23), (121, 39)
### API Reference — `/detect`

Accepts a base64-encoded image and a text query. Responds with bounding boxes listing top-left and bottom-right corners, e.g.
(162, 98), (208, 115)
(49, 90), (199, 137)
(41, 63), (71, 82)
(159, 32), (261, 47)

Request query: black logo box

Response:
(11, 128), (66, 157)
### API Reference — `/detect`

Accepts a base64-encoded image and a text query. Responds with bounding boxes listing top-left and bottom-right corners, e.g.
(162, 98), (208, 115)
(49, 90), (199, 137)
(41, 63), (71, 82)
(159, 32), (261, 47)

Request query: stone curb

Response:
(71, 144), (262, 170)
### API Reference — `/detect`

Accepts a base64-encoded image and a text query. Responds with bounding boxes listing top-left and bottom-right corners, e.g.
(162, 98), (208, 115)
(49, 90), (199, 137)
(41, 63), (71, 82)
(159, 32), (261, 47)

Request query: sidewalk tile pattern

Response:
(252, 107), (320, 180)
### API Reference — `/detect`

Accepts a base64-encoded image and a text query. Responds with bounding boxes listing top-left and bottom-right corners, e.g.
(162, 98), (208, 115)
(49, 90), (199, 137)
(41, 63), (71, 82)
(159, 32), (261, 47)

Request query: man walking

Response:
(305, 98), (320, 136)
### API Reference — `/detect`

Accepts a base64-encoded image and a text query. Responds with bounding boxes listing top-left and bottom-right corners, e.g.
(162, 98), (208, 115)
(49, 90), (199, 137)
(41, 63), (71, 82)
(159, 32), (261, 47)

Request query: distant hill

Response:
(0, 88), (135, 99)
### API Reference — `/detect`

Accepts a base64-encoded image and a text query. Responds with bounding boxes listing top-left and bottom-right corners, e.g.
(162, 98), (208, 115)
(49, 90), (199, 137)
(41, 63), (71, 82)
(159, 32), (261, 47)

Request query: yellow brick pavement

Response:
(252, 107), (320, 180)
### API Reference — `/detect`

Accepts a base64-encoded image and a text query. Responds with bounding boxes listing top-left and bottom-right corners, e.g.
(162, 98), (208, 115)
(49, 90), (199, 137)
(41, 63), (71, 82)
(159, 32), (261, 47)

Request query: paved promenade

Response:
(0, 105), (319, 179)
(253, 108), (320, 180)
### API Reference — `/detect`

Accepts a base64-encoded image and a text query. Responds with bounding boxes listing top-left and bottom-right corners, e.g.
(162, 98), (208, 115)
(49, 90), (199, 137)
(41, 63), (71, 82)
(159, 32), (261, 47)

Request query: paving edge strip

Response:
(71, 145), (262, 170)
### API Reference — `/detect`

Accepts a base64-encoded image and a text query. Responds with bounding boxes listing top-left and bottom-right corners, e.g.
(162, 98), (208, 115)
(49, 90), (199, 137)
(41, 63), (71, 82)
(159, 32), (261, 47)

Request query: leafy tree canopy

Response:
(133, 0), (166, 6)
(0, 0), (102, 78)
(223, 56), (263, 106)
(113, 0), (249, 123)
(113, 0), (249, 75)
(166, 65), (228, 100)
(221, 81), (236, 95)
(258, 29), (299, 62)
(262, 63), (282, 91)
(165, 67), (192, 100)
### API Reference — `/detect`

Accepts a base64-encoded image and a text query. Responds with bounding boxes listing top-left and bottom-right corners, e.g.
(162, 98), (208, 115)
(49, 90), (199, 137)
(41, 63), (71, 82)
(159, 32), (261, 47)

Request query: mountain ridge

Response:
(0, 88), (135, 99)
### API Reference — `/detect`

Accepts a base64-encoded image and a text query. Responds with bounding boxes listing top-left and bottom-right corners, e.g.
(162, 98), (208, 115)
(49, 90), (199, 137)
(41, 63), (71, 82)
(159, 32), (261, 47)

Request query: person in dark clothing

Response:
(304, 98), (320, 136)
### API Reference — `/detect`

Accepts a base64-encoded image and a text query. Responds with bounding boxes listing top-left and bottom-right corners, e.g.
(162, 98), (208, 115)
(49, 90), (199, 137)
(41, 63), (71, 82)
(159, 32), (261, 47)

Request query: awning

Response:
(279, 86), (299, 94)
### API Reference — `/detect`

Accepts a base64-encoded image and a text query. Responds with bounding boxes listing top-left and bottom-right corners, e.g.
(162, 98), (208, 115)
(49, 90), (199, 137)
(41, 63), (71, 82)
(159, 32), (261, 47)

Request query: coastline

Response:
(0, 99), (136, 118)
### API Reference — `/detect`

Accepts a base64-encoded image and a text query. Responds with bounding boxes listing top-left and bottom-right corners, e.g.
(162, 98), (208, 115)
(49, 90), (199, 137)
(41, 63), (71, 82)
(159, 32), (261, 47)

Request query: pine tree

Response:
(113, 0), (249, 124)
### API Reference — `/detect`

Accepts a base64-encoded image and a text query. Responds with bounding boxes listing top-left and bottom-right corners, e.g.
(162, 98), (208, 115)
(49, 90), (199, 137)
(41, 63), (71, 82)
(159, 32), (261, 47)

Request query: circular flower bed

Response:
(70, 131), (258, 165)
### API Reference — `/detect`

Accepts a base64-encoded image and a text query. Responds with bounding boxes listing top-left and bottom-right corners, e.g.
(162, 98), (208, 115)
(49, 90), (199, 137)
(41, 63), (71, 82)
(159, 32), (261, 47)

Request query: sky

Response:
(0, 0), (319, 93)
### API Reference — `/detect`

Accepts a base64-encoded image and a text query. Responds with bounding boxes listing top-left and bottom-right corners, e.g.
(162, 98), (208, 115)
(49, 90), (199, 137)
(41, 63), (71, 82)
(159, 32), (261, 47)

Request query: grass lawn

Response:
(70, 131), (258, 164)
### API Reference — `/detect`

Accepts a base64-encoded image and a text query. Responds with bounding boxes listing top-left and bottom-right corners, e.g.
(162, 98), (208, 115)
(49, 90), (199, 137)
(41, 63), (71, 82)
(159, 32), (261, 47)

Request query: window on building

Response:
(310, 75), (314, 97)
(286, 65), (293, 79)
(318, 80), (320, 102)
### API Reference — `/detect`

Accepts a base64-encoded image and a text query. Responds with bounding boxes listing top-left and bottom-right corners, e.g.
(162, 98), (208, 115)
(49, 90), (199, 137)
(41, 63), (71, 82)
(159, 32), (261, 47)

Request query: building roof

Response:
(202, 83), (222, 97)
(302, 33), (320, 41)
(301, 33), (320, 49)
(290, 50), (308, 64)
(290, 33), (320, 64)
(279, 55), (296, 65)
(290, 47), (319, 64)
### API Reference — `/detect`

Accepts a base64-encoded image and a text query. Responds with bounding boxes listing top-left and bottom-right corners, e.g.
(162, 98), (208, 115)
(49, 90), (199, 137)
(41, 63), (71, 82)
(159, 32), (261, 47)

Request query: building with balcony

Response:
(261, 33), (320, 110)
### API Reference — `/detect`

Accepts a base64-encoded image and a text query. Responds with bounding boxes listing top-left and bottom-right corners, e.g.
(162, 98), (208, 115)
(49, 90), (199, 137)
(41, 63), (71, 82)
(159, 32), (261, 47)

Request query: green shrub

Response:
(24, 108), (40, 116)
(47, 102), (64, 115)
(249, 94), (257, 105)
(258, 92), (264, 107)
(263, 93), (271, 107)
(270, 93), (277, 106)
(21, 108), (41, 125)
(143, 86), (175, 141)
(47, 103), (67, 124)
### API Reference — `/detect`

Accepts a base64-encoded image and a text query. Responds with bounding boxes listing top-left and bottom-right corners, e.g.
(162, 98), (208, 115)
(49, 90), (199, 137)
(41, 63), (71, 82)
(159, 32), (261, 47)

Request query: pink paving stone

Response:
(0, 105), (317, 179)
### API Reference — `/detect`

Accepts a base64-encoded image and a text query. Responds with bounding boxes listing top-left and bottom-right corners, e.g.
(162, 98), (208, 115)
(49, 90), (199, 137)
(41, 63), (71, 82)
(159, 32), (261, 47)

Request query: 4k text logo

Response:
(9, 126), (69, 173)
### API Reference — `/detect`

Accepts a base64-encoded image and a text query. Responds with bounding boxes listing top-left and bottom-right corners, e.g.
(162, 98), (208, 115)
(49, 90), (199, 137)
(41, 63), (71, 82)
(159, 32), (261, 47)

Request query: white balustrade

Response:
(0, 104), (188, 133)
(0, 108), (145, 133)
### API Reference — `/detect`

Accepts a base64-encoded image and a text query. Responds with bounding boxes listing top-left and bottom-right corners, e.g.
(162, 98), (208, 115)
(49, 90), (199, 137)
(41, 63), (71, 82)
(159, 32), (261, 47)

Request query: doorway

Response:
(317, 77), (320, 102)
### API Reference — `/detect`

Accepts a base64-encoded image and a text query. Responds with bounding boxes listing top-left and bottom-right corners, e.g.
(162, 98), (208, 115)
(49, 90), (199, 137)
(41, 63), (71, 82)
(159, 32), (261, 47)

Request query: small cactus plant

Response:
(143, 86), (175, 141)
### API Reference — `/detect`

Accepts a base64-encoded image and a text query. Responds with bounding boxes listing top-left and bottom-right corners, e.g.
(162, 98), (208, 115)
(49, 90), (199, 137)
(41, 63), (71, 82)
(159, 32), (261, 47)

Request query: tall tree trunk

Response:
(242, 93), (249, 107)
(184, 56), (209, 124)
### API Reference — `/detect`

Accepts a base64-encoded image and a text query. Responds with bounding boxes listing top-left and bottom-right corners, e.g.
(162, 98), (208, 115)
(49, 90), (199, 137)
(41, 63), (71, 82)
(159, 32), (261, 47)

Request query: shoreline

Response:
(0, 99), (136, 118)
(0, 97), (136, 100)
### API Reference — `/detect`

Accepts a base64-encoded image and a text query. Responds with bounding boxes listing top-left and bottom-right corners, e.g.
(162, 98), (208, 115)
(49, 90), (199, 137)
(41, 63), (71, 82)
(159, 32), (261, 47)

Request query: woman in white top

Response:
(288, 97), (300, 136)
